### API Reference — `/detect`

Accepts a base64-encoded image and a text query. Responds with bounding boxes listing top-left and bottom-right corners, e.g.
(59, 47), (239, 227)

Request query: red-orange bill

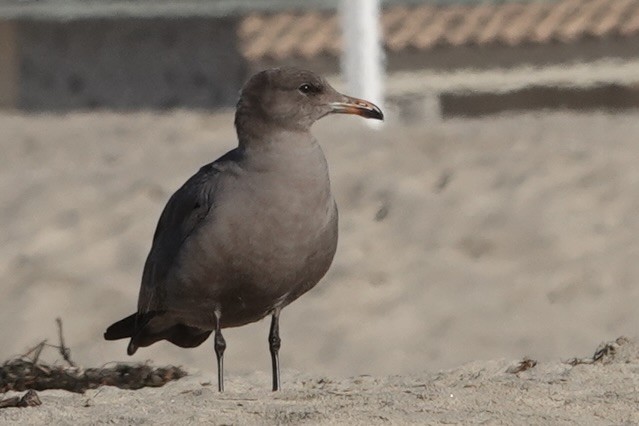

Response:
(329, 96), (384, 120)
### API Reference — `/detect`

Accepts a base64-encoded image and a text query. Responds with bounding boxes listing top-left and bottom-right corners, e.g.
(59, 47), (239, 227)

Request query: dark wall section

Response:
(441, 84), (639, 118)
(15, 17), (248, 110)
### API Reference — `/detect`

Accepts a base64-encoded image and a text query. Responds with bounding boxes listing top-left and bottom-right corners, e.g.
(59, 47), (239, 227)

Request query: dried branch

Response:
(0, 390), (42, 409)
(56, 318), (75, 367)
(506, 357), (537, 374)
(1, 319), (188, 395)
(0, 358), (187, 394)
(21, 340), (47, 364)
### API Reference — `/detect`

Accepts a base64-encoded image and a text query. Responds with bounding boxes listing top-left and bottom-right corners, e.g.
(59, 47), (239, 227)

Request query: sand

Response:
(2, 338), (638, 424)
(1, 108), (639, 423)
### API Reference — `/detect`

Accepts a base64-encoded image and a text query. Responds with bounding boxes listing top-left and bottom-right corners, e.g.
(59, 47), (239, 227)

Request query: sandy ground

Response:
(2, 108), (639, 422)
(2, 338), (638, 424)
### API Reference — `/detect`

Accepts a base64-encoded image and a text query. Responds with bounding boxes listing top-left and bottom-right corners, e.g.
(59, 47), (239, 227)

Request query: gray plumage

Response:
(105, 67), (383, 391)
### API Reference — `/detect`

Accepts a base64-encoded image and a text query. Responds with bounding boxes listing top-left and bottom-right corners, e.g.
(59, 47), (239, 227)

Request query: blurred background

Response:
(1, 0), (639, 378)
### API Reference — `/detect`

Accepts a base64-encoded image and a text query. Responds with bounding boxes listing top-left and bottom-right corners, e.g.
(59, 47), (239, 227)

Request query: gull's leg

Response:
(268, 309), (282, 391)
(213, 312), (226, 392)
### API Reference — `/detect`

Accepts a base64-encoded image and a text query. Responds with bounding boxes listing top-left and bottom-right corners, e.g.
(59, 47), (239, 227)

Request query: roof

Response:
(239, 0), (639, 61)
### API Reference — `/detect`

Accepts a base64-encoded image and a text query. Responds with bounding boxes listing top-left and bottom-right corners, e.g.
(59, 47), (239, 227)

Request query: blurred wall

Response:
(0, 20), (18, 107)
(1, 17), (248, 110)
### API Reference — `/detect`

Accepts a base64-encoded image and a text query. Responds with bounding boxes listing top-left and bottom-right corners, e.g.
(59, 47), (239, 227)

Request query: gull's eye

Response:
(298, 83), (314, 94)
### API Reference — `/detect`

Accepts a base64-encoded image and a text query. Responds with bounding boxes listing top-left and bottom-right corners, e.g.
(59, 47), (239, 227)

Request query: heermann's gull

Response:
(104, 67), (383, 392)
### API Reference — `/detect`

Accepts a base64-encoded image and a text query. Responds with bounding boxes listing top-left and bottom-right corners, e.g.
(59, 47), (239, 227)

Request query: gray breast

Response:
(171, 144), (339, 329)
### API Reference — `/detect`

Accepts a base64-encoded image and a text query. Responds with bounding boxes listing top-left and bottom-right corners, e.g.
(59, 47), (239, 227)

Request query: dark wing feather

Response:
(104, 149), (242, 351)
(137, 148), (241, 313)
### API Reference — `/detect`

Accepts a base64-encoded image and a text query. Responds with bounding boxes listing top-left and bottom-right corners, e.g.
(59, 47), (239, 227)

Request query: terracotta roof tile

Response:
(381, 5), (410, 36)
(238, 0), (639, 62)
(447, 4), (495, 46)
(559, 0), (609, 41)
(532, 0), (582, 42)
(590, 0), (635, 36)
(385, 5), (435, 50)
(499, 1), (550, 45)
(620, 2), (639, 34)
(415, 5), (467, 48)
(270, 12), (322, 59)
(241, 13), (295, 60)
(477, 3), (526, 44)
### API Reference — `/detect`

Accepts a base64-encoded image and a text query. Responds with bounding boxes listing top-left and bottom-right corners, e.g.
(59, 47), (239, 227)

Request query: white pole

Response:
(339, 0), (384, 128)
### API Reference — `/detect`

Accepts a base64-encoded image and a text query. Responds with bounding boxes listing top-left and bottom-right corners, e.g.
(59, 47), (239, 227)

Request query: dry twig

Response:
(0, 319), (187, 395)
(563, 336), (629, 366)
(506, 357), (537, 374)
(0, 358), (187, 394)
(56, 317), (76, 367)
(0, 390), (42, 409)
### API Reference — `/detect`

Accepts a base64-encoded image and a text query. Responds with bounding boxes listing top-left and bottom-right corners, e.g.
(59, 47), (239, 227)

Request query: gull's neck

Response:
(234, 117), (328, 180)
(235, 110), (317, 151)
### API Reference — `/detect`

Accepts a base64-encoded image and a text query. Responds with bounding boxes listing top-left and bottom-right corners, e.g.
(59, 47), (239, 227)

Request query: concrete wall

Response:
(6, 17), (248, 110)
(0, 20), (18, 107)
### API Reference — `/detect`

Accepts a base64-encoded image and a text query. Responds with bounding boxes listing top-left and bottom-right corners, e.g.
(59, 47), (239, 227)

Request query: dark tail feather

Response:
(104, 313), (139, 340)
(104, 312), (156, 355)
